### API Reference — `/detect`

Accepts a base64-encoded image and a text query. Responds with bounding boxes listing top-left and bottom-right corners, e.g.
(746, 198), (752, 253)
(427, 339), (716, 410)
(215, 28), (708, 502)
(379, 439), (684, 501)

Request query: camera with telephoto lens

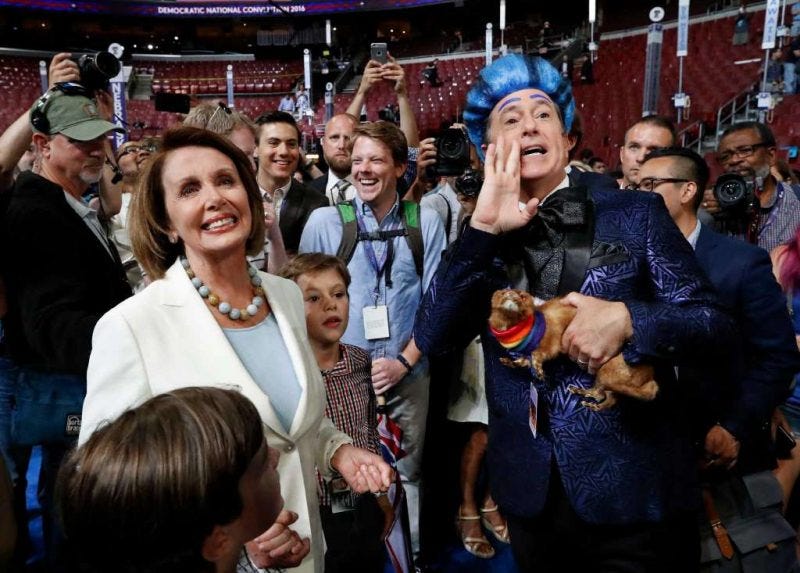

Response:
(712, 172), (760, 235)
(454, 168), (484, 198)
(428, 127), (471, 178)
(76, 52), (121, 92)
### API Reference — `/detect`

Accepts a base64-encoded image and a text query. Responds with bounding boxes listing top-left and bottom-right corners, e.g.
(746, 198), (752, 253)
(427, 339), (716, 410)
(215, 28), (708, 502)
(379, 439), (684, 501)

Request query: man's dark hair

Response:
(588, 156), (605, 168)
(579, 148), (594, 163)
(643, 146), (709, 209)
(255, 110), (300, 142)
(720, 121), (776, 148)
(624, 115), (678, 146)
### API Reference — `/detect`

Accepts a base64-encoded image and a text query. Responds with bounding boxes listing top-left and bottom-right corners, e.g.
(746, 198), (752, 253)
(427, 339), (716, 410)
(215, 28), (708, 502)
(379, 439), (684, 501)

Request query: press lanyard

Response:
(354, 205), (403, 301)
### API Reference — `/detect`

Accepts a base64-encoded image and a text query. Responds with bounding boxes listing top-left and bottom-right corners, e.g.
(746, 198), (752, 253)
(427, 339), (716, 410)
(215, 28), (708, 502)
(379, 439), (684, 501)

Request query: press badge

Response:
(329, 476), (356, 514)
(364, 305), (390, 340)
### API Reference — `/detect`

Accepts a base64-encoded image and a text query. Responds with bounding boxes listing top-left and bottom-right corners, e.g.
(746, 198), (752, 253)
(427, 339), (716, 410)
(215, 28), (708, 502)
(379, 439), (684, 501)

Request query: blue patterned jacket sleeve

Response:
(622, 193), (736, 364)
(414, 225), (503, 356)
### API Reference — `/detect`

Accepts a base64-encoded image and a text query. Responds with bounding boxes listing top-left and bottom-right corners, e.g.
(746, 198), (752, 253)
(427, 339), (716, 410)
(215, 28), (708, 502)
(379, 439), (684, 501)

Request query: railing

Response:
(679, 120), (705, 153)
(715, 88), (757, 146)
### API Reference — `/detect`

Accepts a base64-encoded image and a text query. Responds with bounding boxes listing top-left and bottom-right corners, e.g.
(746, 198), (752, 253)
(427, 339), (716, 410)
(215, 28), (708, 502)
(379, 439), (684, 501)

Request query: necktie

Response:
(334, 180), (351, 204)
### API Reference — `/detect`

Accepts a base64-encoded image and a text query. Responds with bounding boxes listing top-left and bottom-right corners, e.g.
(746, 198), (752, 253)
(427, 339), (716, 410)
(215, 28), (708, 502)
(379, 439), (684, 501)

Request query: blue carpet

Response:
(441, 538), (519, 572)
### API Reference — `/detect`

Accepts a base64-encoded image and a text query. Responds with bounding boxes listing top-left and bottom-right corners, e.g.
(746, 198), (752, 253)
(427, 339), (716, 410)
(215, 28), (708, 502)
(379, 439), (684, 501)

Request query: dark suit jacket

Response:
(683, 225), (799, 473)
(279, 179), (328, 253)
(309, 174), (328, 194)
(0, 172), (132, 374)
(415, 185), (736, 524)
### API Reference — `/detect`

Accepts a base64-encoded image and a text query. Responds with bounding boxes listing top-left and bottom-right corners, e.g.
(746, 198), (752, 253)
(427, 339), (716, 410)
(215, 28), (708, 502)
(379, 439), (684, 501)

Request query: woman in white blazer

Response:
(79, 127), (392, 573)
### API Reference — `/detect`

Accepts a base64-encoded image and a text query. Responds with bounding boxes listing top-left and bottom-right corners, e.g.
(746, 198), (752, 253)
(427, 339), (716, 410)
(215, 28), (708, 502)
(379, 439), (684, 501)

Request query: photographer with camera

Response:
(0, 50), (131, 570)
(638, 147), (800, 477)
(413, 125), (478, 246)
(702, 121), (800, 252)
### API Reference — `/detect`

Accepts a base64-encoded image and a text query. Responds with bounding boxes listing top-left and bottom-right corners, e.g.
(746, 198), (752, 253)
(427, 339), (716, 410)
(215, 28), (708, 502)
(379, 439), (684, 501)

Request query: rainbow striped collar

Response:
(490, 310), (546, 355)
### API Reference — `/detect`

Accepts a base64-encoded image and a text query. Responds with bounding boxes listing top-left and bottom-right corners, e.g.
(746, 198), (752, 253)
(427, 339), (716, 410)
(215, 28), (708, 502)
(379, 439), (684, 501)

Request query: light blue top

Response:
(298, 194), (446, 359)
(223, 314), (302, 432)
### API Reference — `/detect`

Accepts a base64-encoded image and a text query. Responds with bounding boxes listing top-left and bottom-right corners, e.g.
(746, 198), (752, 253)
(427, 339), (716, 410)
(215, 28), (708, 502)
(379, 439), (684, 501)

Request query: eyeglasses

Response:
(116, 144), (157, 159)
(716, 142), (769, 164)
(636, 177), (689, 192)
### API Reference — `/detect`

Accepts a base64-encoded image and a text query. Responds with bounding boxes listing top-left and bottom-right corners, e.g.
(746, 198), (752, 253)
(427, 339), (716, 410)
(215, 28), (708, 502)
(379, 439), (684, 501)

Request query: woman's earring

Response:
(169, 234), (178, 244)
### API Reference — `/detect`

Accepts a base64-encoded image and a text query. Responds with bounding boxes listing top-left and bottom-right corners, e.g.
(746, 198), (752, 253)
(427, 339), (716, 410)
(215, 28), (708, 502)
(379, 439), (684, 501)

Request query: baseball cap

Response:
(30, 88), (125, 141)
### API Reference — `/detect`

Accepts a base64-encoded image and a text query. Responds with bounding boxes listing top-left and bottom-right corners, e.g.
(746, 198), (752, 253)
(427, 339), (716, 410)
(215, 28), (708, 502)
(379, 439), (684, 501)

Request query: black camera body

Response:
(429, 127), (471, 178)
(454, 168), (483, 198)
(712, 173), (761, 237)
(77, 52), (121, 92)
(713, 173), (758, 213)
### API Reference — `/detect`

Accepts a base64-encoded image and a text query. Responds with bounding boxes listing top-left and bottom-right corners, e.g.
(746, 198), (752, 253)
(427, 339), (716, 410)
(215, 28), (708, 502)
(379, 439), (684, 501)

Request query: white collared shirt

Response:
(519, 172), (570, 210)
(325, 172), (356, 206)
(62, 191), (114, 259)
(261, 179), (292, 223)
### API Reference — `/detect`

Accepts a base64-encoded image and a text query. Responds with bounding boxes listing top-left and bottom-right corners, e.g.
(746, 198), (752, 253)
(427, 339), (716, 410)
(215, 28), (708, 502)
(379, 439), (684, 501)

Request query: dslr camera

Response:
(427, 127), (471, 178)
(454, 168), (483, 198)
(76, 52), (121, 92)
(712, 173), (760, 235)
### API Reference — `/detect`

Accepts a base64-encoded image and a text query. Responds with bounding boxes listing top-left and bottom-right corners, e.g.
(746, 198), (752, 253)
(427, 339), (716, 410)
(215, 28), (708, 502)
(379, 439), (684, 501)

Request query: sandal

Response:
(480, 505), (511, 544)
(456, 512), (496, 559)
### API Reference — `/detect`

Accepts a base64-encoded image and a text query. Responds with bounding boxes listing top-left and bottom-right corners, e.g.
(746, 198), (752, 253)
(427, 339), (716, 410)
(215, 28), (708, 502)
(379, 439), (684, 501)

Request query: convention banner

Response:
(762, 0), (781, 50)
(0, 0), (453, 17)
(677, 0), (690, 57)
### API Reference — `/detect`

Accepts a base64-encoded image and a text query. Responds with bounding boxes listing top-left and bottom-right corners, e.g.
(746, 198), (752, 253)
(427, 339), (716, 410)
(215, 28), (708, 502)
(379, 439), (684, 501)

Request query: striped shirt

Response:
(316, 343), (380, 507)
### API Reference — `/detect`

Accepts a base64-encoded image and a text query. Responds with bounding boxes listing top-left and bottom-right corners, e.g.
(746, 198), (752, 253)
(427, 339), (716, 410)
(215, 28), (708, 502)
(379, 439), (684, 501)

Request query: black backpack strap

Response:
(335, 201), (359, 264)
(439, 192), (453, 241)
(401, 200), (425, 279)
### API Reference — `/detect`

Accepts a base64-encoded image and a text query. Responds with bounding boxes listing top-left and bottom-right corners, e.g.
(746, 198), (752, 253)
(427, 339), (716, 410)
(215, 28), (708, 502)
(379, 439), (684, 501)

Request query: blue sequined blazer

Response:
(414, 186), (736, 524)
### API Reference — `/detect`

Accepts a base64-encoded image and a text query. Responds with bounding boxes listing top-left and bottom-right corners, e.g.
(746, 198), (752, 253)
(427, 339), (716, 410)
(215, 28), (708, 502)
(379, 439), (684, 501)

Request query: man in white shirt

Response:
(310, 113), (358, 205)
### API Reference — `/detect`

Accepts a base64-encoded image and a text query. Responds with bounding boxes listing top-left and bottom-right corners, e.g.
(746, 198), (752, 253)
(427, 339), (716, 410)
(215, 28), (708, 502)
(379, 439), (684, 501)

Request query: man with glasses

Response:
(0, 84), (132, 568)
(703, 121), (800, 252)
(639, 147), (799, 476)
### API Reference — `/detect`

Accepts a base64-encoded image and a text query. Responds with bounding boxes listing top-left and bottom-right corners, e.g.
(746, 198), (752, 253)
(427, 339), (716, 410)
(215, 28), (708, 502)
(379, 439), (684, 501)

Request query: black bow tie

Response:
(526, 186), (589, 244)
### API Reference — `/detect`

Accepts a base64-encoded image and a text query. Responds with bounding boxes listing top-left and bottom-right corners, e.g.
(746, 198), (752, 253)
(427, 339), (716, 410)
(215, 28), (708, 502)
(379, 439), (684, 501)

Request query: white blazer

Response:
(81, 258), (352, 573)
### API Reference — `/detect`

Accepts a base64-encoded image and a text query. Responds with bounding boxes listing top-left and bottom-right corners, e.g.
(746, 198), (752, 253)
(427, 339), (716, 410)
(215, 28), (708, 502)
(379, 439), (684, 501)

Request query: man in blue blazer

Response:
(414, 55), (736, 571)
(638, 147), (800, 474)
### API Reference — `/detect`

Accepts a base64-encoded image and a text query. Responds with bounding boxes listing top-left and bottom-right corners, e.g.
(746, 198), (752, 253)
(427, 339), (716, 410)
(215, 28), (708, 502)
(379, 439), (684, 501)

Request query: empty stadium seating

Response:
(574, 13), (765, 165)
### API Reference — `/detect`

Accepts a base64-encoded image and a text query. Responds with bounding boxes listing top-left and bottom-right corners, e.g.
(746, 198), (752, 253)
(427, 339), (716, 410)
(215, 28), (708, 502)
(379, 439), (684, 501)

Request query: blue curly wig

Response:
(464, 54), (575, 161)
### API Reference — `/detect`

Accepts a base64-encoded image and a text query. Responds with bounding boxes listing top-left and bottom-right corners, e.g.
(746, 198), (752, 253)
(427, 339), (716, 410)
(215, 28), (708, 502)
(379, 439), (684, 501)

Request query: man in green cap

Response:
(0, 83), (132, 568)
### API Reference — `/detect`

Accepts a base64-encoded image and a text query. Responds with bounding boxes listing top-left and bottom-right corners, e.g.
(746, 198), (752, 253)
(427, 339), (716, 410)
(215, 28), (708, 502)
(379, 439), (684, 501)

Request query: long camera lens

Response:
(77, 52), (121, 92)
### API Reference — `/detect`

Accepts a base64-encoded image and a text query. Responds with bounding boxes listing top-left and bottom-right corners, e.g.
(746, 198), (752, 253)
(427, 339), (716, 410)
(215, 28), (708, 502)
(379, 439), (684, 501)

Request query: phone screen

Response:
(370, 43), (388, 64)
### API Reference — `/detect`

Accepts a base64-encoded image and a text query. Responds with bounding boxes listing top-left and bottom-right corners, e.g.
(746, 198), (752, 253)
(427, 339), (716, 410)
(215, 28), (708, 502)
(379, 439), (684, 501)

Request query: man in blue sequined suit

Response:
(414, 55), (735, 572)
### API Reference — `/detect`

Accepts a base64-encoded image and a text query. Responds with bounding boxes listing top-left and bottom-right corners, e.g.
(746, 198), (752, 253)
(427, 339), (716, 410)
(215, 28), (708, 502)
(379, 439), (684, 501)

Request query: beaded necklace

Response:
(181, 257), (265, 321)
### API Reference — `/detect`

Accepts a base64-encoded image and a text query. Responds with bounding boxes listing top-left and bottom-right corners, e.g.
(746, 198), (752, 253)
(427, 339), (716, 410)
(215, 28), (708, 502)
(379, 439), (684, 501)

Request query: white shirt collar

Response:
(687, 220), (702, 250)
(519, 172), (570, 209)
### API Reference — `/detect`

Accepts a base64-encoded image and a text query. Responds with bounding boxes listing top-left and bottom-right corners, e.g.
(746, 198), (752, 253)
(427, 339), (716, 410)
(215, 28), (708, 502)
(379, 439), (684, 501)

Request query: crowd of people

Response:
(1, 35), (800, 573)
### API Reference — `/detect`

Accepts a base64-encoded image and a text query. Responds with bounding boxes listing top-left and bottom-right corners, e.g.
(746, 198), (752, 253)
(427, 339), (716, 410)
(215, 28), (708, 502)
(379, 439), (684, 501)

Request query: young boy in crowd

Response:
(56, 387), (283, 573)
(281, 253), (390, 573)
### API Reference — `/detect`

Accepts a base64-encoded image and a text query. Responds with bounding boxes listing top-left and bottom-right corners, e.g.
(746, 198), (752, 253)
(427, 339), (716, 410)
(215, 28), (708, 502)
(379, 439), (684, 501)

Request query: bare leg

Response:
(456, 424), (494, 558)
